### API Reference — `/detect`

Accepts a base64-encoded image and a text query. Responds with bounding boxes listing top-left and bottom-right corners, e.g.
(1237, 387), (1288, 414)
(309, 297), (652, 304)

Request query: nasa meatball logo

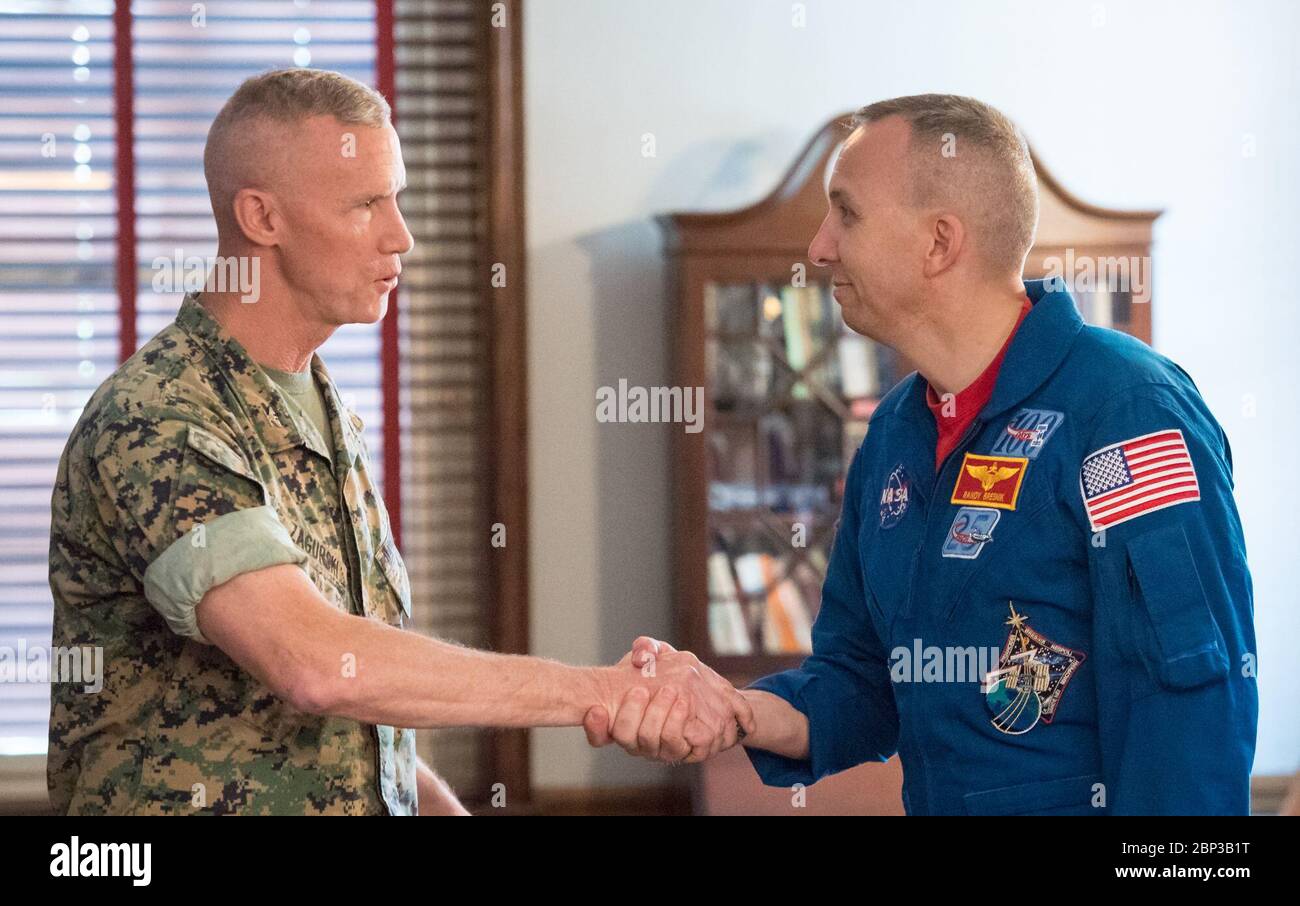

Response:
(879, 465), (911, 528)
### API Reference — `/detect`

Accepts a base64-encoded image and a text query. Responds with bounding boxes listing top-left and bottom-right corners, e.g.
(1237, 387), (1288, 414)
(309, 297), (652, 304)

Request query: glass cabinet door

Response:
(703, 280), (899, 656)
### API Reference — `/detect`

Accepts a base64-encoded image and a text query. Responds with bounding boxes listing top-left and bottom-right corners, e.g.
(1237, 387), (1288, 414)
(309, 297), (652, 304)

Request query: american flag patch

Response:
(1080, 429), (1200, 531)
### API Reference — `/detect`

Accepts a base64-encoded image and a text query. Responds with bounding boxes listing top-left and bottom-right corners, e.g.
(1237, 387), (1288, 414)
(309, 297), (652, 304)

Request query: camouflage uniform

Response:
(47, 292), (418, 815)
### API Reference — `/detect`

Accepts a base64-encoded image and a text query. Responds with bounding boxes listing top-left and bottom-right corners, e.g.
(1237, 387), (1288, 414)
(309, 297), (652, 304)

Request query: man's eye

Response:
(839, 205), (854, 223)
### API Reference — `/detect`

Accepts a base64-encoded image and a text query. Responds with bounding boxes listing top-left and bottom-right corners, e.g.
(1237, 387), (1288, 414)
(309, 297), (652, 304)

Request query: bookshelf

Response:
(658, 112), (1159, 813)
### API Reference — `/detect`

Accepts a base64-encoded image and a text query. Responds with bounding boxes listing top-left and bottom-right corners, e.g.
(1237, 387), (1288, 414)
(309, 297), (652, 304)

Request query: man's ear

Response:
(922, 212), (965, 278)
(230, 187), (281, 247)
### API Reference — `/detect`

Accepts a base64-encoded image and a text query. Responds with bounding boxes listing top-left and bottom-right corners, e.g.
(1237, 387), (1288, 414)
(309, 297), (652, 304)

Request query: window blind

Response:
(0, 0), (117, 756)
(395, 0), (490, 797)
(1, 1), (497, 804)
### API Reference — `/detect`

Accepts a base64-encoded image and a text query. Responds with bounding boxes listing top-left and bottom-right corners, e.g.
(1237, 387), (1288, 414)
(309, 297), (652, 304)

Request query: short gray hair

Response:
(853, 94), (1038, 276)
(204, 68), (392, 235)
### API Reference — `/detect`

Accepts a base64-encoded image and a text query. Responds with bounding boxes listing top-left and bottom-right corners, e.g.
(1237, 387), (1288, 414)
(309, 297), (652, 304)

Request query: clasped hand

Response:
(585, 637), (755, 764)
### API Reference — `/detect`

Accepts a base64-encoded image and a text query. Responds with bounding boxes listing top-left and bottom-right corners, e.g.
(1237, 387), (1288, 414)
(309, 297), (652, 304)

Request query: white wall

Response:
(525, 0), (1300, 788)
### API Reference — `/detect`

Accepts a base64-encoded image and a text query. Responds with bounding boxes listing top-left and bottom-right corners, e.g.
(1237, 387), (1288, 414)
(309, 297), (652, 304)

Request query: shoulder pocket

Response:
(1126, 524), (1229, 689)
(376, 536), (412, 620)
(185, 425), (257, 481)
(184, 424), (268, 506)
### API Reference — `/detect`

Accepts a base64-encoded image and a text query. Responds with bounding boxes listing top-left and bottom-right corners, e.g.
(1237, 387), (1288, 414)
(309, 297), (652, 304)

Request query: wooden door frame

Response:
(481, 0), (531, 804)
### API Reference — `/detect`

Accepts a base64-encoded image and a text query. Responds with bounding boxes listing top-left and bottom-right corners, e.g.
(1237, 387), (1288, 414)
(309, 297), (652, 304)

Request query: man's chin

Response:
(349, 290), (390, 325)
(840, 306), (884, 343)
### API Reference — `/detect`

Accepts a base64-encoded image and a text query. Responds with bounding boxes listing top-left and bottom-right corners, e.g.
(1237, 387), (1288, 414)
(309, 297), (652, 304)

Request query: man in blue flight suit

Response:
(584, 95), (1258, 815)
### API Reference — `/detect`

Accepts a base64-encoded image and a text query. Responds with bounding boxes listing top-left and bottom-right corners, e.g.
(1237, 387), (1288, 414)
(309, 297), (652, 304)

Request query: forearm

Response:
(309, 609), (607, 728)
(740, 689), (809, 760)
(415, 758), (470, 816)
(200, 564), (611, 730)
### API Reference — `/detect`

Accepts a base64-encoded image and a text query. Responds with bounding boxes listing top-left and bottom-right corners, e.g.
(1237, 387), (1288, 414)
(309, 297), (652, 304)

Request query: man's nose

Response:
(382, 205), (415, 257)
(807, 220), (836, 268)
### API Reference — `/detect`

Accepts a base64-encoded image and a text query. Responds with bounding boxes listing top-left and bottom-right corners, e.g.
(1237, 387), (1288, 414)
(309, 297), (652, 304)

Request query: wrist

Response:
(581, 665), (624, 721)
(740, 689), (808, 759)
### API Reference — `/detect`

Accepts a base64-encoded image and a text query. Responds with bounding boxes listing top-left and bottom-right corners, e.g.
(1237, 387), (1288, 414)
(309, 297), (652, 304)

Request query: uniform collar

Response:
(176, 292), (363, 473)
(310, 354), (368, 477)
(887, 278), (1083, 423)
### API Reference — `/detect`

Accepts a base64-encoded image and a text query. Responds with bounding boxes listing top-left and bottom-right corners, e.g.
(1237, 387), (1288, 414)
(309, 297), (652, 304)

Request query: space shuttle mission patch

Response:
(991, 408), (1065, 460)
(942, 507), (1000, 559)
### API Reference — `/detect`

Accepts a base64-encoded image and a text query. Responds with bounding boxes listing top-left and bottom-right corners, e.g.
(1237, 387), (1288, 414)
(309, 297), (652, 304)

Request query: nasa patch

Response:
(941, 507), (1001, 559)
(879, 465), (911, 529)
(991, 408), (1065, 460)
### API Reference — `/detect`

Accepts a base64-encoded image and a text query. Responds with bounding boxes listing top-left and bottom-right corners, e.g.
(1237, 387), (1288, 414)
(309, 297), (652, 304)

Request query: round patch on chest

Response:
(879, 464), (911, 528)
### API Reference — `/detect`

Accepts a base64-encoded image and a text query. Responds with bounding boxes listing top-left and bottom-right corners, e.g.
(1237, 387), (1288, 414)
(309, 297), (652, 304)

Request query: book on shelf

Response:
(732, 552), (813, 655)
(790, 557), (825, 624)
(707, 551), (752, 655)
(779, 286), (825, 400)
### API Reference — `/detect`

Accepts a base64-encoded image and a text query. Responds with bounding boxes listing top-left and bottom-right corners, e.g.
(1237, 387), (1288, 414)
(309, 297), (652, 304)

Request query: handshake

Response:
(583, 636), (757, 764)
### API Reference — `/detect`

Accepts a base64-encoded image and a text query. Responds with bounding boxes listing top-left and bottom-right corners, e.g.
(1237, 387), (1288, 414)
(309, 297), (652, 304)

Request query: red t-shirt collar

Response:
(926, 297), (1033, 469)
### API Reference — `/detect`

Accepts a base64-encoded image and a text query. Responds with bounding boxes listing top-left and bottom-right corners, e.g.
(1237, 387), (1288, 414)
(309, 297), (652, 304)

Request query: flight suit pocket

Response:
(1126, 525), (1229, 690)
(963, 772), (1103, 816)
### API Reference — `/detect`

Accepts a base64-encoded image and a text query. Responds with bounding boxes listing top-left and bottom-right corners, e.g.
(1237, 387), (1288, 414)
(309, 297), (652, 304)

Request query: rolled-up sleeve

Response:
(143, 506), (307, 643)
(94, 414), (307, 644)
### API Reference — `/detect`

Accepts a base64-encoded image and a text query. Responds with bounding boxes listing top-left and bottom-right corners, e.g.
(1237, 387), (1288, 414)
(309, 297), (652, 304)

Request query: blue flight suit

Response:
(746, 278), (1258, 815)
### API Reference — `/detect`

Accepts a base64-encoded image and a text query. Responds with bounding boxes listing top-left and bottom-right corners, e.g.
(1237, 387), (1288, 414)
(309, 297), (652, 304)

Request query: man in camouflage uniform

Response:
(48, 69), (754, 815)
(49, 292), (421, 814)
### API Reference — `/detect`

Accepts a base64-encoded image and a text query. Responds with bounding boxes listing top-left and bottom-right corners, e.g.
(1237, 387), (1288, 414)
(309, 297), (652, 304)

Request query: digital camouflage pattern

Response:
(48, 292), (418, 815)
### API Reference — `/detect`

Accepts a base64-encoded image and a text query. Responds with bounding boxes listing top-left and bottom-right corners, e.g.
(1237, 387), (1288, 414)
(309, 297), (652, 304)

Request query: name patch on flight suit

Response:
(951, 453), (1028, 510)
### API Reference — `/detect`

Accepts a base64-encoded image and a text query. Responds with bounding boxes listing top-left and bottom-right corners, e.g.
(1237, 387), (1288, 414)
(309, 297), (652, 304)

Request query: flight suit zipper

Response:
(903, 417), (986, 814)
(902, 418), (984, 619)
